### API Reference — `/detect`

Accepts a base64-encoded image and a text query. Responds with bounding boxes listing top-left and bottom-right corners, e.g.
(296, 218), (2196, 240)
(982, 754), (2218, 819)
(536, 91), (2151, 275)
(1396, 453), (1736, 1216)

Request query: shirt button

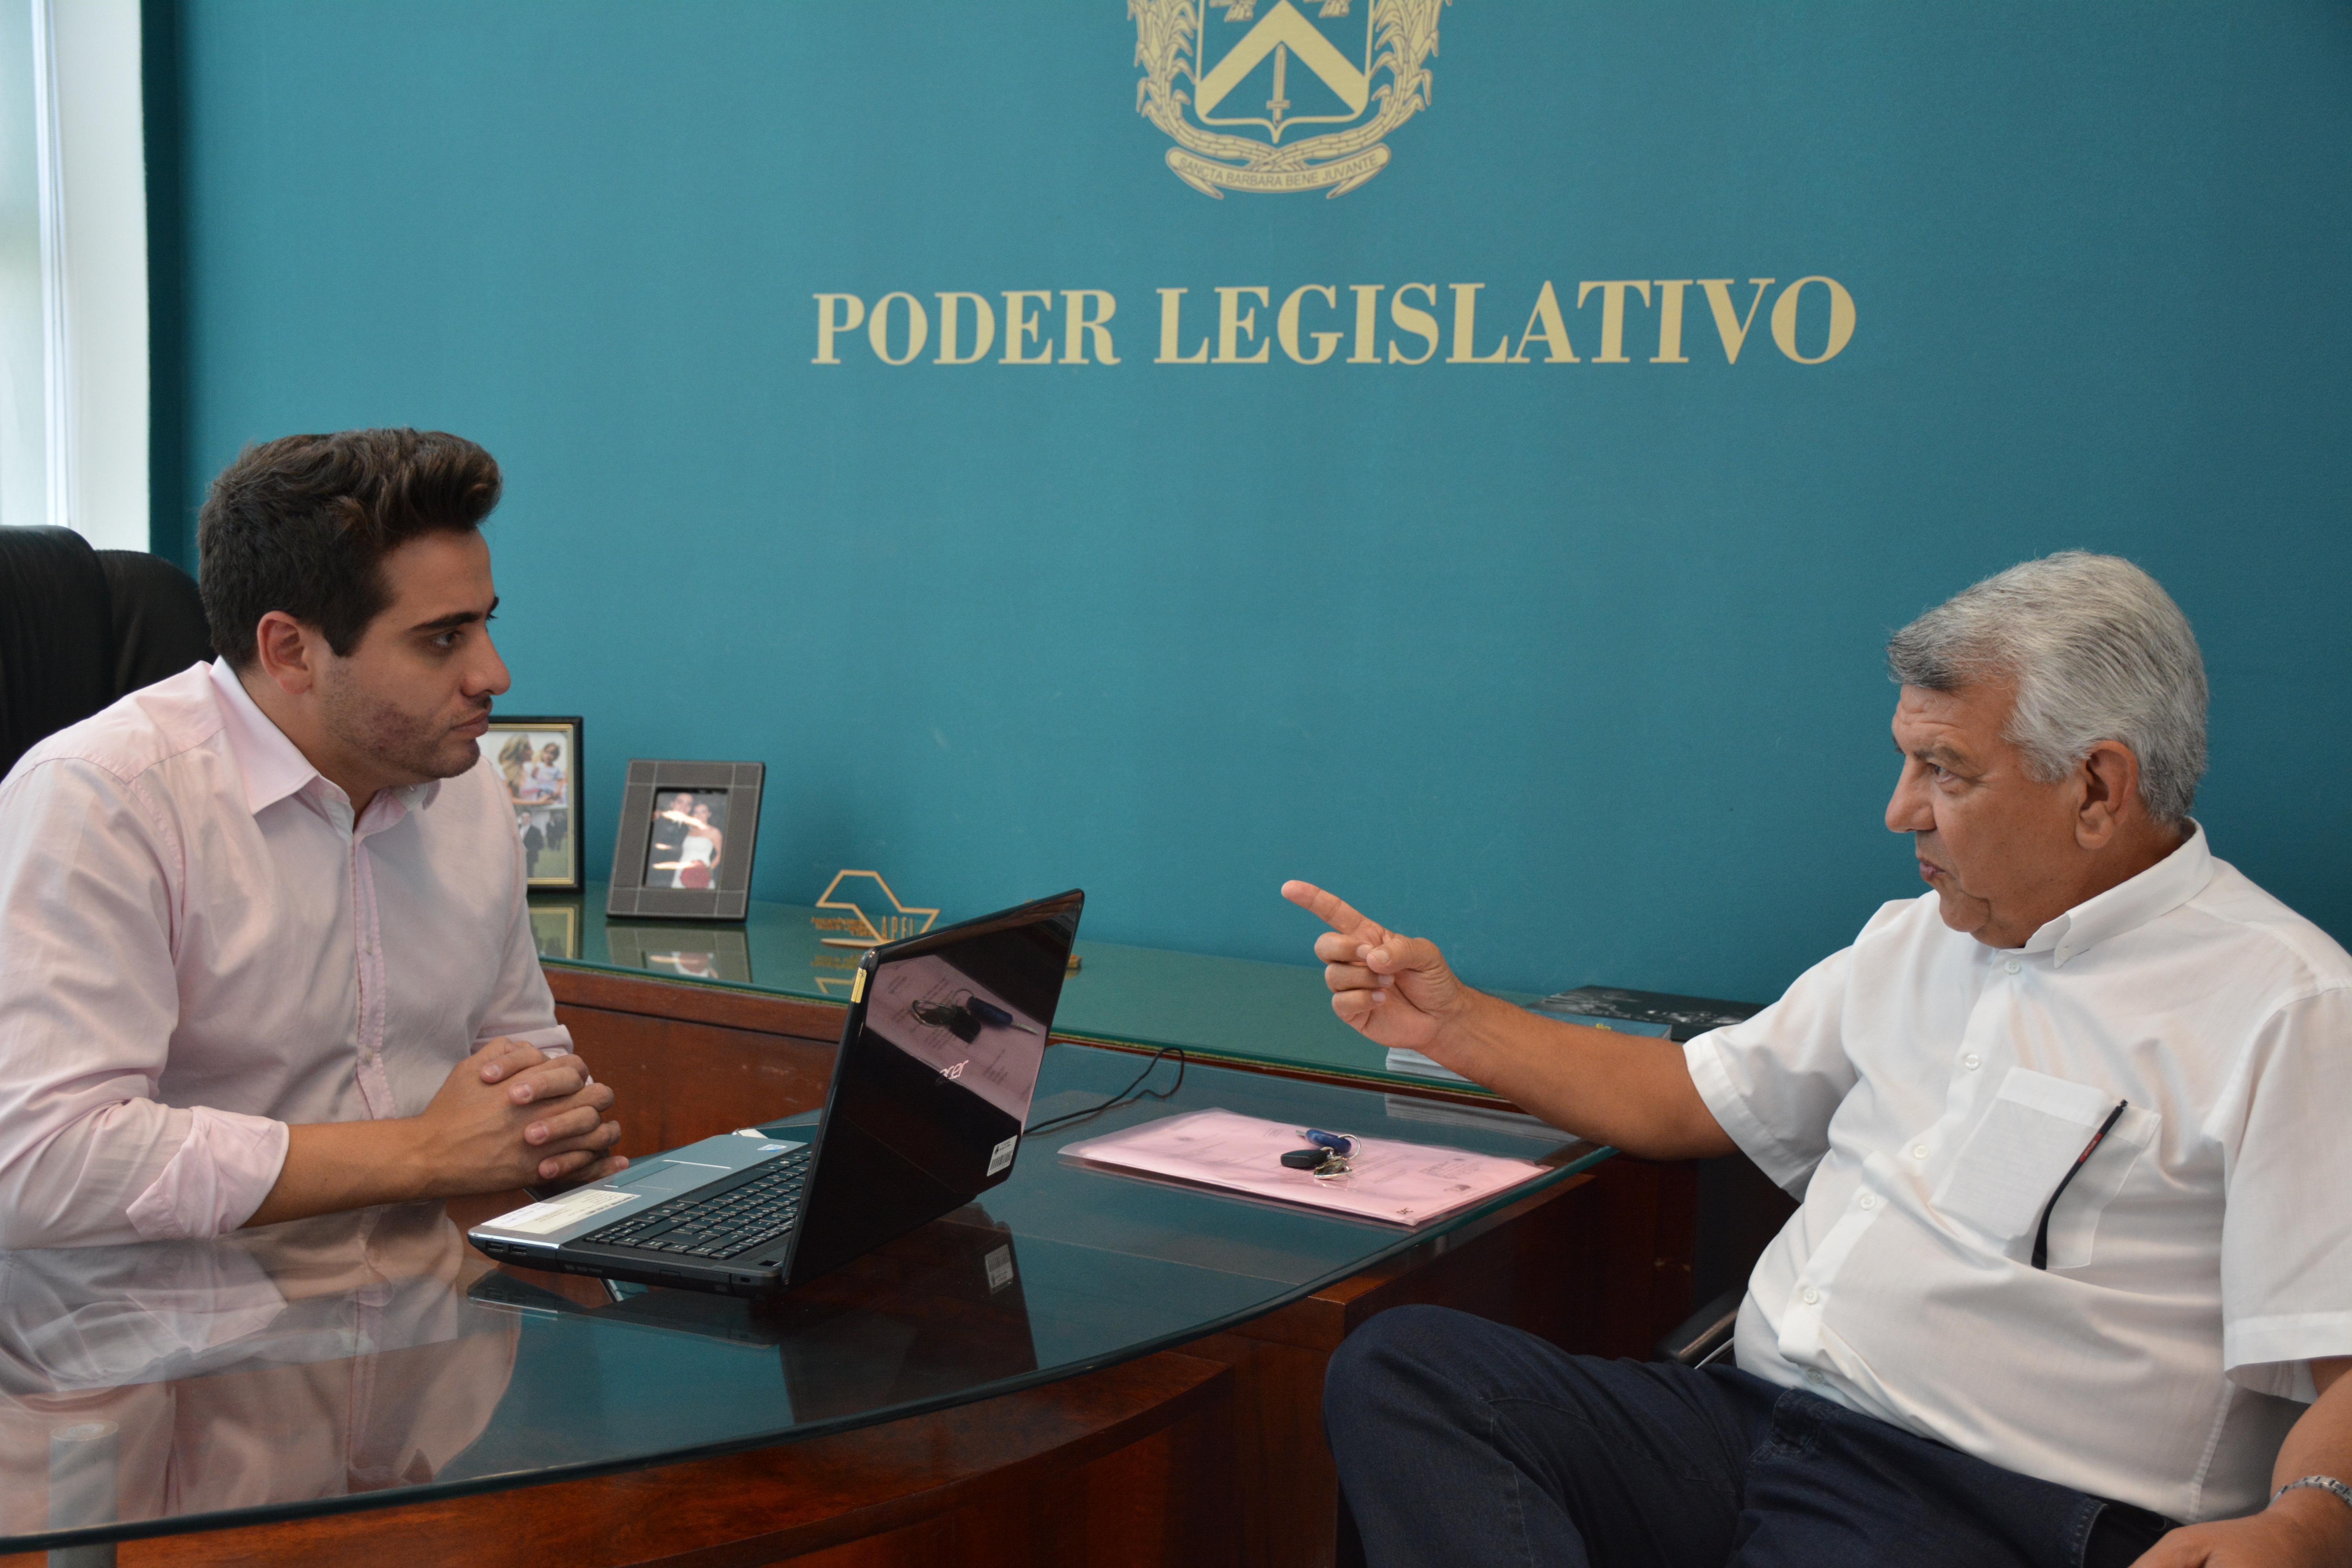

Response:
(2004, 959), (2021, 975)
(1804, 1368), (1826, 1386)
(1912, 1144), (1930, 1160)
(1963, 1053), (1982, 1071)
(1858, 1194), (1878, 1210)
(1800, 1286), (1820, 1305)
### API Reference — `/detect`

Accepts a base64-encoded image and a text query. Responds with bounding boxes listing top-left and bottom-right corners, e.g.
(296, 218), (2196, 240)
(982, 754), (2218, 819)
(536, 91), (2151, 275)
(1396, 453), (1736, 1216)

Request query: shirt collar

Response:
(204, 659), (443, 822)
(2014, 820), (2213, 966)
(208, 658), (323, 815)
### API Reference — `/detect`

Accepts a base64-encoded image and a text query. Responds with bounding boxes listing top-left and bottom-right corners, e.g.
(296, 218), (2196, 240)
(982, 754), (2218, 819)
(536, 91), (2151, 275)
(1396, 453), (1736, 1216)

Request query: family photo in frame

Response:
(487, 717), (583, 892)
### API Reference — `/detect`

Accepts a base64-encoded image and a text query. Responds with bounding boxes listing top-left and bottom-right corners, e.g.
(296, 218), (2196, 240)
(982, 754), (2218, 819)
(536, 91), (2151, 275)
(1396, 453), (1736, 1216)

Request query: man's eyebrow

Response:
(1900, 740), (1971, 767)
(409, 596), (499, 635)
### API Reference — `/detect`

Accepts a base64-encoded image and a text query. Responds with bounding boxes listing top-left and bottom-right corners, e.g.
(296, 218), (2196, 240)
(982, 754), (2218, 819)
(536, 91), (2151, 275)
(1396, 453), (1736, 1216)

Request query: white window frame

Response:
(22, 0), (148, 550)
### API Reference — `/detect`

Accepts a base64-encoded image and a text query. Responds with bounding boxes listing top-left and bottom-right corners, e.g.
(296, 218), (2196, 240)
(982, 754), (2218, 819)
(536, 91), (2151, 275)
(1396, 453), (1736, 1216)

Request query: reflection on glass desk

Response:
(532, 884), (1541, 1097)
(471, 1204), (1041, 1426)
(602, 921), (755, 984)
(0, 1046), (1602, 1554)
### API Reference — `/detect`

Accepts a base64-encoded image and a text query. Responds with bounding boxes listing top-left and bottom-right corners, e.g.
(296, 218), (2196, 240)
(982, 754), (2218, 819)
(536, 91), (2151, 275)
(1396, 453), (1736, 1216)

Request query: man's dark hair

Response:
(197, 428), (502, 668)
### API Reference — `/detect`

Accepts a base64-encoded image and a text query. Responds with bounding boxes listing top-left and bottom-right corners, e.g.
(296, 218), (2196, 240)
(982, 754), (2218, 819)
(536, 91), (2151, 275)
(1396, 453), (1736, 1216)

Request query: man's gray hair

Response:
(1886, 552), (2207, 824)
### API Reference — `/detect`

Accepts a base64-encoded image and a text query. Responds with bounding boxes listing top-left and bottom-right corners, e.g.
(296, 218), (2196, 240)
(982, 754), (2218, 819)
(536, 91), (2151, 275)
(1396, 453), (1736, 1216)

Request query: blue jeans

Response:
(1324, 1306), (2174, 1568)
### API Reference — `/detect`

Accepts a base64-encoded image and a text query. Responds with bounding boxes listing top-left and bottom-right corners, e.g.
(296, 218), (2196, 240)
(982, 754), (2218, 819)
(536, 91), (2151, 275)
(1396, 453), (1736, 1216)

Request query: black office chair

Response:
(1656, 1286), (1744, 1368)
(1655, 1146), (1798, 1369)
(0, 526), (214, 779)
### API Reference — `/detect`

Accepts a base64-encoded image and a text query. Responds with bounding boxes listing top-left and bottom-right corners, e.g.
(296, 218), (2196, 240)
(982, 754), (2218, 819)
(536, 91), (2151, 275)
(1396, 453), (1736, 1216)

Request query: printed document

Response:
(1061, 1109), (1546, 1227)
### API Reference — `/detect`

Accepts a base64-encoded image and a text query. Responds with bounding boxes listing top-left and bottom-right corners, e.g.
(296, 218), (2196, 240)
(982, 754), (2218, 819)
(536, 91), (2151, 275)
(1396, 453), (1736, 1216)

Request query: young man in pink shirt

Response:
(0, 428), (625, 1247)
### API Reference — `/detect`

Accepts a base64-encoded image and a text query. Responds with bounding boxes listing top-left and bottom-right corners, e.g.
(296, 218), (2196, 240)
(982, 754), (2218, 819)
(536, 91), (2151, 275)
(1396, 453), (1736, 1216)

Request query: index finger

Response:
(1281, 880), (1381, 940)
(476, 1038), (551, 1083)
(505, 1054), (596, 1104)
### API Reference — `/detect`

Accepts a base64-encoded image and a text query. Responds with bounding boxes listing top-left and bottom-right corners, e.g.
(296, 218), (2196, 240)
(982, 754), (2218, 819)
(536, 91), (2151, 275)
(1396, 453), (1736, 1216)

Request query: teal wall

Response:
(164, 2), (2352, 1002)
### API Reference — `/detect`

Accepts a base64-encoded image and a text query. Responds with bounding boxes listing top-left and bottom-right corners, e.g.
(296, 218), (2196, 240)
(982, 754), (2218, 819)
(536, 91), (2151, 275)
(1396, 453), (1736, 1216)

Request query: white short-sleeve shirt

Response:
(1687, 824), (2352, 1521)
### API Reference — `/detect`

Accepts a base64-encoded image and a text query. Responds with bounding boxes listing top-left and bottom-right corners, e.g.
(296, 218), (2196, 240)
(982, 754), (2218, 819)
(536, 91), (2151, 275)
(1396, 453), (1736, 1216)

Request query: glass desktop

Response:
(0, 1046), (1601, 1553)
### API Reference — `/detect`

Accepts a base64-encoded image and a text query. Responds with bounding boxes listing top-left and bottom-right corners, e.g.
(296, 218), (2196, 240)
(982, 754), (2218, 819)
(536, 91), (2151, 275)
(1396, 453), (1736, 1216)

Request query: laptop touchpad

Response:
(611, 1160), (731, 1196)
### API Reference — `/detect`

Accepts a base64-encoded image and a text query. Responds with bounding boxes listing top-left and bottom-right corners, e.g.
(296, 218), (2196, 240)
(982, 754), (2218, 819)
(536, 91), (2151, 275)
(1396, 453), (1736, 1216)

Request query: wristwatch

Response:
(2271, 1475), (2352, 1515)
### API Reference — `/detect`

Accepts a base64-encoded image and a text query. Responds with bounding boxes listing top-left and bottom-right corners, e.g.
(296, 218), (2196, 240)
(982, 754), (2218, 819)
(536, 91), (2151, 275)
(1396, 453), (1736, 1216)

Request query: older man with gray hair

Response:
(1287, 553), (2352, 1568)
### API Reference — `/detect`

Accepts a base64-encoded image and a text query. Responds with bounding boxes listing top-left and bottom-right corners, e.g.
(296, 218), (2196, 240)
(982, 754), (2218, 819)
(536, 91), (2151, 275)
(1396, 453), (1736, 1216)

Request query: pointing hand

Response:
(1281, 880), (1470, 1052)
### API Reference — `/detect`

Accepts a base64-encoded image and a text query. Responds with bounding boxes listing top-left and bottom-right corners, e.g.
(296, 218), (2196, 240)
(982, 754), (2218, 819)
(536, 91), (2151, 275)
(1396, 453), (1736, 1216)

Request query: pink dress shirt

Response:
(0, 660), (570, 1248)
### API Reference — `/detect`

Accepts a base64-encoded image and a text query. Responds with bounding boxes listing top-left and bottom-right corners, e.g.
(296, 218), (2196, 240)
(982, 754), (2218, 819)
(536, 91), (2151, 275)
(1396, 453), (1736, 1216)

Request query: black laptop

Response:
(468, 889), (1081, 1295)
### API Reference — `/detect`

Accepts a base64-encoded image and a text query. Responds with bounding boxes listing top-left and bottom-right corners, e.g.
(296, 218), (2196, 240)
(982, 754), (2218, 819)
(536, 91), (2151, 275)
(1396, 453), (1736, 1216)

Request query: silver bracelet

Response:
(2271, 1475), (2352, 1515)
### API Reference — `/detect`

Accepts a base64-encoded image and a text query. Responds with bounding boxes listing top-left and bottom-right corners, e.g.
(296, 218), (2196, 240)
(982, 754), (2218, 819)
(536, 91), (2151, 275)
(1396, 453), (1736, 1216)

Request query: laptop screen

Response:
(786, 890), (1082, 1284)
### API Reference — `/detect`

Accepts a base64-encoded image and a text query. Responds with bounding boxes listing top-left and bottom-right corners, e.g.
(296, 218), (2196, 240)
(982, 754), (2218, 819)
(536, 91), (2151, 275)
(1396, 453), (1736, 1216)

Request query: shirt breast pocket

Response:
(1931, 1066), (2158, 1268)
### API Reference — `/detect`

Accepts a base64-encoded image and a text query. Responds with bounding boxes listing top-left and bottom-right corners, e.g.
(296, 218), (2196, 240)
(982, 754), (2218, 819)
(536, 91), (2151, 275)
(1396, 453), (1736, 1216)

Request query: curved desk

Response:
(0, 895), (1698, 1567)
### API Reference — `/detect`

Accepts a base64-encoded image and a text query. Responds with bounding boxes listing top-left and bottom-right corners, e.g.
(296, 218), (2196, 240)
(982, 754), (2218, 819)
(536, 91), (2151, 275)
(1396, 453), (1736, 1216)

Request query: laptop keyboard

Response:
(581, 1146), (812, 1262)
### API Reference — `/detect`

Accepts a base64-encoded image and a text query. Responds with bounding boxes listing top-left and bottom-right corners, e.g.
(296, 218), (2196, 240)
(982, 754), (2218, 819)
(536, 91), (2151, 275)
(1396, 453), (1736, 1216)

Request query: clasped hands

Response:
(416, 1037), (628, 1196)
(244, 1036), (628, 1229)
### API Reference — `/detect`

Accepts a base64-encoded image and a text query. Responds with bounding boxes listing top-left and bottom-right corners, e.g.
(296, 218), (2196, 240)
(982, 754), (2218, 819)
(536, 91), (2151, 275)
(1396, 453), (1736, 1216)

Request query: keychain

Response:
(1280, 1128), (1357, 1181)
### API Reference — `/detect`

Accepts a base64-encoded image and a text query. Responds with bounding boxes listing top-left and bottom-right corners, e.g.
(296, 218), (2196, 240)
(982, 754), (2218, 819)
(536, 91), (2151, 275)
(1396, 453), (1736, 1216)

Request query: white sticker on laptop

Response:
(985, 1244), (1015, 1293)
(486, 1187), (639, 1236)
(987, 1135), (1018, 1176)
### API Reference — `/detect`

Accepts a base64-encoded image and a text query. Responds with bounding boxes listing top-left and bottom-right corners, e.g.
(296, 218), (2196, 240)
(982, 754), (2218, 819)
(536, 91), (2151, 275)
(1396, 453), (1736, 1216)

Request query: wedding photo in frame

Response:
(487, 717), (584, 892)
(606, 760), (766, 920)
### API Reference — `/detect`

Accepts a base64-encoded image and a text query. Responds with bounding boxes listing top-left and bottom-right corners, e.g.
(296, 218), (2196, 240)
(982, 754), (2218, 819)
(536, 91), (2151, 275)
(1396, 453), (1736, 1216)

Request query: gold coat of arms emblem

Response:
(1131, 0), (1450, 198)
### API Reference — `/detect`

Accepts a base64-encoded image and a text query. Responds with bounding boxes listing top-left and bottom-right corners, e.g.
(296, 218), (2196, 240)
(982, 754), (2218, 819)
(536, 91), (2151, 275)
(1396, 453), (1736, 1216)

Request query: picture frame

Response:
(607, 759), (766, 920)
(487, 717), (584, 892)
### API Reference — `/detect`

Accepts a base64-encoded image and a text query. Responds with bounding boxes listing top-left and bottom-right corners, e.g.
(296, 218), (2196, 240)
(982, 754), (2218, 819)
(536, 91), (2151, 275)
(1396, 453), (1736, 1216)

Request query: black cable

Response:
(1025, 1046), (1187, 1136)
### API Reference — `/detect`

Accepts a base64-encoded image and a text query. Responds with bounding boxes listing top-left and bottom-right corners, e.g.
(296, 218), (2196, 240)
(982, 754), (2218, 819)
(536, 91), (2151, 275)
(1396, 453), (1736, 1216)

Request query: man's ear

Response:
(2075, 741), (2142, 850)
(252, 612), (323, 696)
